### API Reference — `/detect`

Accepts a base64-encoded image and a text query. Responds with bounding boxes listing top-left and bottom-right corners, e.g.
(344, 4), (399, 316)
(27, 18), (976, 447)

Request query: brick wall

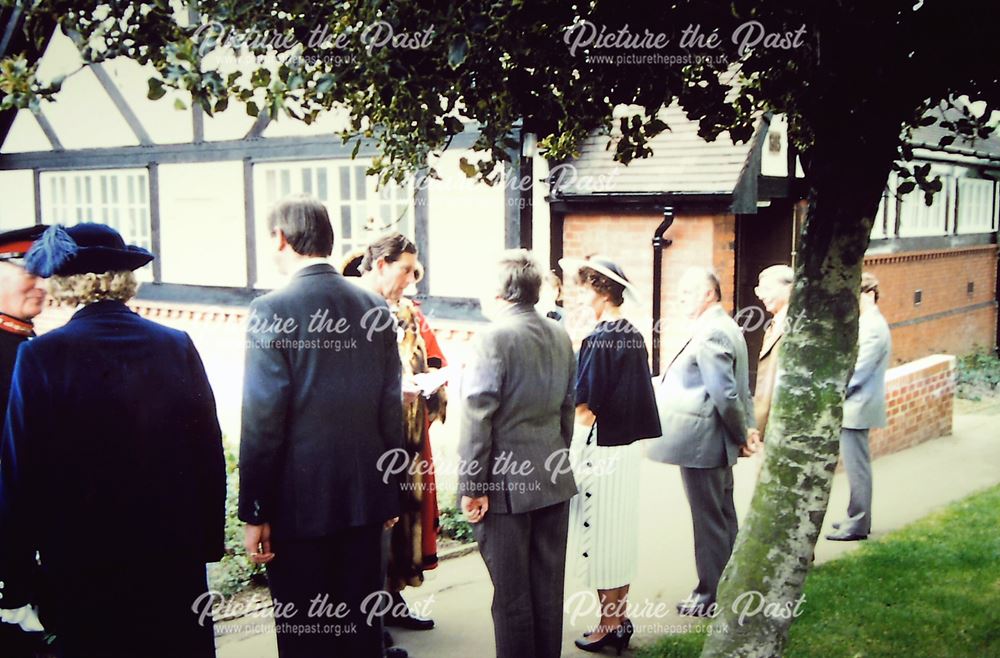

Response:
(868, 354), (955, 459)
(562, 210), (736, 371)
(864, 245), (998, 364)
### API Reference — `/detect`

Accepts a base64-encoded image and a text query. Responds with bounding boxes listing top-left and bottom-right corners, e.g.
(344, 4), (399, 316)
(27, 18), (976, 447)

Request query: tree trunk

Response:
(700, 130), (897, 657)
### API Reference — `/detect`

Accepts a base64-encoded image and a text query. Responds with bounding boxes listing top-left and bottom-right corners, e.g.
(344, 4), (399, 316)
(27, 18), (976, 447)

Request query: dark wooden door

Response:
(735, 199), (795, 392)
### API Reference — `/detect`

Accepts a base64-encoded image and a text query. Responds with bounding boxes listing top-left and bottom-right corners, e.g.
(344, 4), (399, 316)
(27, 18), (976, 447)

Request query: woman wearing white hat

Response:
(559, 255), (662, 654)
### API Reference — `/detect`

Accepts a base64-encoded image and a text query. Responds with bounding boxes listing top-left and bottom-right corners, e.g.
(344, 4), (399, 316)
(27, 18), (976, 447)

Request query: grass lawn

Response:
(637, 484), (1000, 658)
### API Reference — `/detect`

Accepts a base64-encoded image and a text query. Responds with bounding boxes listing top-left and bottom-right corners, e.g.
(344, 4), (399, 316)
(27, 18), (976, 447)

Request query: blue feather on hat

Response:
(25, 225), (78, 277)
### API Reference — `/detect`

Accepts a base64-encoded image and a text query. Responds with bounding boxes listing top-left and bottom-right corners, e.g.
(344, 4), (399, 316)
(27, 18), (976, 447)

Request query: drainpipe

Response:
(651, 206), (675, 376)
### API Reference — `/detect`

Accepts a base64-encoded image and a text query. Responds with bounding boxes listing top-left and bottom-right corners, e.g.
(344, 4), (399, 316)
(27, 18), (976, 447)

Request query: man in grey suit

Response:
(827, 272), (892, 541)
(239, 195), (404, 658)
(647, 267), (759, 617)
(458, 249), (577, 658)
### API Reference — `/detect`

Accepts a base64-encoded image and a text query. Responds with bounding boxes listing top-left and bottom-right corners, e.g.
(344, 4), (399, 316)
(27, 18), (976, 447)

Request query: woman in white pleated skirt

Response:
(559, 255), (662, 654)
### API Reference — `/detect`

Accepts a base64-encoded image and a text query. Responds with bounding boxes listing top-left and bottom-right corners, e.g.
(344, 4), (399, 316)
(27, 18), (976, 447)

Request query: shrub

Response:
(207, 438), (265, 596)
(955, 349), (1000, 401)
(439, 505), (475, 544)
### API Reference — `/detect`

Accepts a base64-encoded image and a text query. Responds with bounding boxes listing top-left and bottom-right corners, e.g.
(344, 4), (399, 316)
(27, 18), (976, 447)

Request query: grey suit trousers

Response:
(473, 501), (570, 658)
(838, 428), (873, 535)
(680, 466), (738, 603)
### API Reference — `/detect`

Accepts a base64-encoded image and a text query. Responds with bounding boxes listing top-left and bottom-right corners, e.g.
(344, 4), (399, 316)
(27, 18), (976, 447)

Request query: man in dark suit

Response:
(0, 223), (226, 658)
(0, 225), (49, 657)
(827, 272), (892, 542)
(239, 195), (404, 658)
(647, 267), (759, 617)
(458, 249), (577, 658)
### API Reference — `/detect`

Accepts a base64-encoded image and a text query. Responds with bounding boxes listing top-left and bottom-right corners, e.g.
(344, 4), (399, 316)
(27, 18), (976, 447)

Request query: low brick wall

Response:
(868, 354), (956, 459)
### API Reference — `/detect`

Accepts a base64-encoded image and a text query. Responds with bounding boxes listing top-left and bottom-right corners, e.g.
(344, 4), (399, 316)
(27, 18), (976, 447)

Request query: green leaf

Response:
(897, 180), (916, 195)
(448, 36), (469, 69)
(174, 98), (187, 110)
(147, 78), (166, 100)
(246, 101), (259, 117)
(315, 74), (336, 95)
(458, 156), (477, 178)
(251, 68), (271, 88)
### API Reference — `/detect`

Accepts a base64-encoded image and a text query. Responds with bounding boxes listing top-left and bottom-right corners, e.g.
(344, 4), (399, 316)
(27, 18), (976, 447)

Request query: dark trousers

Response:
(266, 523), (384, 658)
(839, 427), (873, 536)
(39, 562), (214, 658)
(473, 501), (570, 658)
(0, 623), (46, 658)
(680, 466), (738, 603)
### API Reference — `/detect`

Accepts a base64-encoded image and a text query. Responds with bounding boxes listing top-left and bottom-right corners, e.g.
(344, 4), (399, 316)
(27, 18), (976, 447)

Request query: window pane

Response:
(317, 168), (328, 201)
(355, 166), (367, 200)
(302, 167), (313, 195)
(280, 170), (291, 197)
(339, 166), (351, 201)
(265, 170), (276, 204)
(341, 205), (352, 240)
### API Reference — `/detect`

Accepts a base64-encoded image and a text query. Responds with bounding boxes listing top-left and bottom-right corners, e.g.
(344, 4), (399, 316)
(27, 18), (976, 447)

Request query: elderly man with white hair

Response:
(647, 267), (759, 617)
(752, 264), (794, 437)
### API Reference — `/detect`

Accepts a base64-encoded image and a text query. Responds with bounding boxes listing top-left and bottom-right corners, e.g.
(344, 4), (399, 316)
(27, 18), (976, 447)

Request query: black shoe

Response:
(385, 592), (435, 630)
(573, 620), (633, 655)
(826, 530), (868, 541)
(385, 648), (408, 658)
(676, 598), (716, 618)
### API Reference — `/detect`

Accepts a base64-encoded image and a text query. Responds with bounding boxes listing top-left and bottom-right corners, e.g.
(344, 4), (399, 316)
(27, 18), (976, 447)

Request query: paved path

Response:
(216, 409), (1000, 657)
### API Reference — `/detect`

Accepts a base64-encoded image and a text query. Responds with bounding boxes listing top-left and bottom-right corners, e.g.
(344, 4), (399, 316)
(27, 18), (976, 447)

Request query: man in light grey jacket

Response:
(457, 249), (577, 658)
(827, 272), (892, 541)
(647, 267), (759, 617)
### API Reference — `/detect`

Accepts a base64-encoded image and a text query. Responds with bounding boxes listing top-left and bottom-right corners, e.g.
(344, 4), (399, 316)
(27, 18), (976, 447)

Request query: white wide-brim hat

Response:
(559, 255), (641, 304)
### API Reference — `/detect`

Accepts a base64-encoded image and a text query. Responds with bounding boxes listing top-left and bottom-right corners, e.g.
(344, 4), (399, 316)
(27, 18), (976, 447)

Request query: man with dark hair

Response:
(458, 249), (577, 658)
(240, 195), (405, 657)
(647, 267), (759, 617)
(266, 194), (335, 257)
(827, 271), (891, 542)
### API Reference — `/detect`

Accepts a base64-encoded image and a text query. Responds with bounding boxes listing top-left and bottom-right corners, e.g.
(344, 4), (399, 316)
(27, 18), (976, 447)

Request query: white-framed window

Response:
(870, 189), (890, 240)
(956, 178), (997, 234)
(39, 169), (153, 279)
(253, 160), (412, 288)
(897, 174), (950, 237)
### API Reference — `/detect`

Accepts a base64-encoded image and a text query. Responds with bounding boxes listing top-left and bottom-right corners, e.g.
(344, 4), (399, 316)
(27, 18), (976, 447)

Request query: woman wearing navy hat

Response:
(0, 223), (226, 658)
(560, 255), (661, 655)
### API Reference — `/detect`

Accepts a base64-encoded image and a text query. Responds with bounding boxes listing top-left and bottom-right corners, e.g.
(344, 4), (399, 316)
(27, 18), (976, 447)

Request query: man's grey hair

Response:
(759, 264), (794, 287)
(682, 266), (722, 302)
(495, 249), (542, 305)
